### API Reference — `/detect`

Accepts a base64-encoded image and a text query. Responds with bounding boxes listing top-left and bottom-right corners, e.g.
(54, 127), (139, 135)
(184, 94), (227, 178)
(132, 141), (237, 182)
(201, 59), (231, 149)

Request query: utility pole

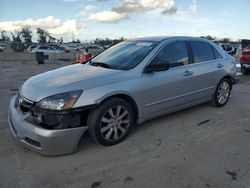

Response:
(72, 32), (75, 42)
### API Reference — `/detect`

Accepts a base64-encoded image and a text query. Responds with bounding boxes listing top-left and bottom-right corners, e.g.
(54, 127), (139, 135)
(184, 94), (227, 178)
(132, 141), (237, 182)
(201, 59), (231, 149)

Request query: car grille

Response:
(15, 92), (34, 113)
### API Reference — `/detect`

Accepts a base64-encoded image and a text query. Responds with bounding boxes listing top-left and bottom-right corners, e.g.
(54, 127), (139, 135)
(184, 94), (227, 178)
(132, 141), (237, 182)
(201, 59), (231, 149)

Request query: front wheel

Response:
(87, 98), (134, 146)
(213, 78), (231, 107)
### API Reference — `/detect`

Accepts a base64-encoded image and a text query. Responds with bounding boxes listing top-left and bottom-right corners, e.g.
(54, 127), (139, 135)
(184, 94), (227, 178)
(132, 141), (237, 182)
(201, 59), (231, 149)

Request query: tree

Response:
(20, 27), (32, 43)
(48, 35), (56, 43)
(11, 30), (22, 42)
(219, 38), (231, 44)
(93, 37), (125, 46)
(201, 35), (215, 41)
(60, 37), (64, 43)
(112, 37), (125, 45)
(0, 30), (10, 42)
(37, 28), (47, 43)
(37, 28), (57, 43)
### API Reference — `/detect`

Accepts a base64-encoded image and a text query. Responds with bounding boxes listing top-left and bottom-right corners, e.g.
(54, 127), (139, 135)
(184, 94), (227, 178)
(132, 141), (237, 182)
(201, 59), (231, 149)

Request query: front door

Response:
(141, 41), (198, 117)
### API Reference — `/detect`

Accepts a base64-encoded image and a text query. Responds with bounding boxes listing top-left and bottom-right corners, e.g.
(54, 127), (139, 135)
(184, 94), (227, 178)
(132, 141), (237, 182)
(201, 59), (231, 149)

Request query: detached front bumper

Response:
(8, 96), (88, 156)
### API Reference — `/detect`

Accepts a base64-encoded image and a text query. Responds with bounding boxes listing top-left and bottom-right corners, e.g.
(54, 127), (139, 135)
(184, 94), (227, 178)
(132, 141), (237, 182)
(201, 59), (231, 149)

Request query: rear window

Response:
(190, 41), (214, 63)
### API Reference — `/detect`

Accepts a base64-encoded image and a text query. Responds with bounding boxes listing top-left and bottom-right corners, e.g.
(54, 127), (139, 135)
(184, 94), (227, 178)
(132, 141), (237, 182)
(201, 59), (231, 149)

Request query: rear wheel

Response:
(213, 78), (231, 107)
(88, 98), (134, 146)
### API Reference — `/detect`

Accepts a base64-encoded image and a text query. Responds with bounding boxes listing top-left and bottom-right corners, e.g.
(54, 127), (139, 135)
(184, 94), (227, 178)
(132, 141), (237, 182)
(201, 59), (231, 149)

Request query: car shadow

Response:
(77, 102), (212, 152)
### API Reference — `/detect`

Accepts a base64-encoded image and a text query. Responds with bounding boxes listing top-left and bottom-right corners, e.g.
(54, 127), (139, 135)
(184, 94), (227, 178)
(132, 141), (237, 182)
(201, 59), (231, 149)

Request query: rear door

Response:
(186, 41), (225, 100)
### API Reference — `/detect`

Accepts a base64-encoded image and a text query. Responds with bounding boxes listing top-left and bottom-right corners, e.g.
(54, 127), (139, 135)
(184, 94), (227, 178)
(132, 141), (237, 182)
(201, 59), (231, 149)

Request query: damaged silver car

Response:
(8, 36), (236, 155)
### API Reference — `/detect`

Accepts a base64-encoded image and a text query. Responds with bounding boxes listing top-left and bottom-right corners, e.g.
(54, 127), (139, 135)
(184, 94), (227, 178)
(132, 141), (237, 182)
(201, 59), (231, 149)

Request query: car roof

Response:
(129, 36), (205, 42)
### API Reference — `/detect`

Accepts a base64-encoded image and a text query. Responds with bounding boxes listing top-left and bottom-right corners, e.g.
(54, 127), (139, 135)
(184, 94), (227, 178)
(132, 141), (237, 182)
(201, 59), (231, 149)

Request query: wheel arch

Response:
(221, 75), (235, 89)
(97, 93), (139, 122)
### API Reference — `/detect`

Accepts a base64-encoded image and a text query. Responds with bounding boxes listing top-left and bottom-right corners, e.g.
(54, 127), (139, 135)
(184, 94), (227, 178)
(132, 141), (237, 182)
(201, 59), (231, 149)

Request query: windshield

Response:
(89, 41), (157, 70)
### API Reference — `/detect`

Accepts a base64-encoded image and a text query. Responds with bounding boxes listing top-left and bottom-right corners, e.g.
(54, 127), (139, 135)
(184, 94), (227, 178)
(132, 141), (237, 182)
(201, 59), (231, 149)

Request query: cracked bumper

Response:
(8, 96), (88, 156)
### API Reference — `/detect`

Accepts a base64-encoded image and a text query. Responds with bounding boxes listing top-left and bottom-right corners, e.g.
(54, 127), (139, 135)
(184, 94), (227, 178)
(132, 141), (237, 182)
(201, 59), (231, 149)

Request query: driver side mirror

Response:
(144, 60), (170, 73)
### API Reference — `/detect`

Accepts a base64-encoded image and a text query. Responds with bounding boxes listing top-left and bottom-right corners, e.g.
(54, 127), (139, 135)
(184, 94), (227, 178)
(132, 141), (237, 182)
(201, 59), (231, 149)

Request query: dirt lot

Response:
(1, 60), (250, 188)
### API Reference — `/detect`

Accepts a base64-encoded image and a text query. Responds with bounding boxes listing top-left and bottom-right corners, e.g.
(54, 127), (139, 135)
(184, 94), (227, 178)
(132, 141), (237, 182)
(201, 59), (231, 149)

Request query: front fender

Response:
(73, 78), (143, 119)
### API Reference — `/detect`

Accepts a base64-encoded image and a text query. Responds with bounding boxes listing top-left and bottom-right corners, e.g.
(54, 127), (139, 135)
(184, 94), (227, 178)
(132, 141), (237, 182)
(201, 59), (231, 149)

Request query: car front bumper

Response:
(8, 96), (88, 156)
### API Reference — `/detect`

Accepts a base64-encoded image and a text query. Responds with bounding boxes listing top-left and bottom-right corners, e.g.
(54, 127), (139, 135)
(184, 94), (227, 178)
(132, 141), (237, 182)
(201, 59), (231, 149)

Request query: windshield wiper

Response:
(90, 62), (110, 68)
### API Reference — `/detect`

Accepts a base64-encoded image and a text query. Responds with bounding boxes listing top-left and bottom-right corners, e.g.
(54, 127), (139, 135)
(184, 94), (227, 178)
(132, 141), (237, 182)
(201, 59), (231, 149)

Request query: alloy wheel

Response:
(100, 105), (130, 141)
(217, 81), (230, 105)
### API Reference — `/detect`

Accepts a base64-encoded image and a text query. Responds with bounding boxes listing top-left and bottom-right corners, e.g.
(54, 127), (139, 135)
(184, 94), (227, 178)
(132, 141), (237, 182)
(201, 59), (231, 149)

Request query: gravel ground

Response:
(1, 60), (250, 188)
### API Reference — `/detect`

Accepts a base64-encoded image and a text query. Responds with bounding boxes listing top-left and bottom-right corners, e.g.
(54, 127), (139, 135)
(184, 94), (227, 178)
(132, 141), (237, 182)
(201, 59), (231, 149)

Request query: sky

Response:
(0, 0), (249, 42)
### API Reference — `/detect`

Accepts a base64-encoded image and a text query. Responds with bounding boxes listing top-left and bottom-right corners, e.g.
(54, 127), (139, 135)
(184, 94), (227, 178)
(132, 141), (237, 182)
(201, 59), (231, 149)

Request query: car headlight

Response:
(37, 90), (82, 110)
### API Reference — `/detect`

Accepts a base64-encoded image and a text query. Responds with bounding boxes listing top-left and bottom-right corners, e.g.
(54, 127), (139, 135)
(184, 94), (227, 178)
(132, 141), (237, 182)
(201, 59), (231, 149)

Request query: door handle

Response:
(184, 70), (194, 76)
(217, 63), (224, 68)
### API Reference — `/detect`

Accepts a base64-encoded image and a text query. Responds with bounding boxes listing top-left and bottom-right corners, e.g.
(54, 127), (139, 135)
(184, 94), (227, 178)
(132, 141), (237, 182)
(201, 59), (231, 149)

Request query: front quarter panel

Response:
(73, 77), (143, 118)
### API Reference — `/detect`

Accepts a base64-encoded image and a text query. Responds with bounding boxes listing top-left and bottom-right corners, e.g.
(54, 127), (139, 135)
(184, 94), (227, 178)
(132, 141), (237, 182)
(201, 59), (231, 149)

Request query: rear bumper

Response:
(8, 96), (88, 156)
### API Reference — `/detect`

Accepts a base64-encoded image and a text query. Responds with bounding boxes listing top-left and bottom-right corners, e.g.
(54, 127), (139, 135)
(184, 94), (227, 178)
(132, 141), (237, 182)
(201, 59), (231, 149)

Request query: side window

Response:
(39, 46), (46, 50)
(213, 47), (223, 59)
(154, 41), (188, 68)
(190, 41), (214, 63)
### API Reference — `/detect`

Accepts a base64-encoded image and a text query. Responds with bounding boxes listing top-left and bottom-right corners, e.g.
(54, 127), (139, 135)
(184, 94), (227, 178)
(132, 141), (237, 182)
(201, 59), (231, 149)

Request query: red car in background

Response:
(240, 46), (250, 75)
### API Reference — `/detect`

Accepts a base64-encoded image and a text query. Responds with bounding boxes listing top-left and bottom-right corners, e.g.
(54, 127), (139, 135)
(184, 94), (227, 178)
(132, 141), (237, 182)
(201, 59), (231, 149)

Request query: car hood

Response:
(21, 64), (125, 102)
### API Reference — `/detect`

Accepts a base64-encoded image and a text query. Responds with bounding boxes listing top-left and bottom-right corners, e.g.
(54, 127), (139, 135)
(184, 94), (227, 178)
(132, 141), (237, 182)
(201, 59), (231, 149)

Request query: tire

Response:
(241, 66), (248, 75)
(87, 98), (134, 146)
(213, 78), (232, 107)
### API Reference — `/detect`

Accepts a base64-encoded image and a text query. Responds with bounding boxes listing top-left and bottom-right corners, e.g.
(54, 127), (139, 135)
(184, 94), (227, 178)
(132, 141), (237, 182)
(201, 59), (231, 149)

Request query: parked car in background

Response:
(74, 49), (92, 64)
(219, 43), (237, 56)
(62, 44), (79, 52)
(240, 45), (250, 75)
(242, 39), (250, 49)
(0, 44), (5, 52)
(49, 44), (69, 52)
(27, 44), (38, 53)
(31, 45), (64, 55)
(9, 36), (236, 155)
(220, 43), (232, 51)
(86, 45), (103, 52)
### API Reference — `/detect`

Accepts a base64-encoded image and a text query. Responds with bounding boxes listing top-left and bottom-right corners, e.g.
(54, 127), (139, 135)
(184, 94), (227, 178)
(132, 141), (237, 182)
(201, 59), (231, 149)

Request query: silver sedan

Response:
(9, 36), (236, 155)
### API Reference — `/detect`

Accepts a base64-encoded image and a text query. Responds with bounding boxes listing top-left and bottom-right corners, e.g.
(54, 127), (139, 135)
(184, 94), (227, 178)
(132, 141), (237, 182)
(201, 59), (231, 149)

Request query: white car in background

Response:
(0, 43), (6, 52)
(32, 45), (64, 55)
(62, 44), (79, 52)
(0, 46), (4, 52)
